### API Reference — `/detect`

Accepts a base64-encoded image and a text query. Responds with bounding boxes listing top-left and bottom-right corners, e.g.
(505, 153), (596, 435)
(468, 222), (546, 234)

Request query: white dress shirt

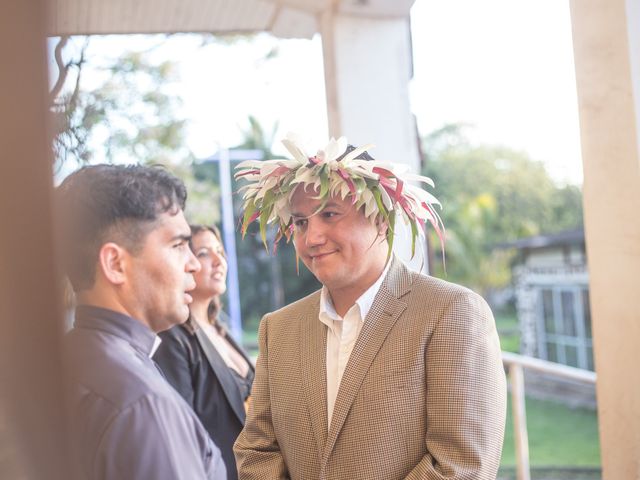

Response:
(319, 261), (391, 428)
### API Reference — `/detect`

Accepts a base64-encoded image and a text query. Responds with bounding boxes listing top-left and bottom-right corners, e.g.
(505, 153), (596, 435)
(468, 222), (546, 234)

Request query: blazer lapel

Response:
(321, 258), (412, 467)
(299, 295), (329, 457)
(194, 327), (247, 424)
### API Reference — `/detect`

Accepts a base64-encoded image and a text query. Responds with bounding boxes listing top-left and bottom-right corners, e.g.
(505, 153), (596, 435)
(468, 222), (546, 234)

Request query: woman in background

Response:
(154, 225), (254, 480)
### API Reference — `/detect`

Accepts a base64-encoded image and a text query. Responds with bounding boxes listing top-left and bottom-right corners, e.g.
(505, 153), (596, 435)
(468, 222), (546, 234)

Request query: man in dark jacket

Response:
(58, 164), (226, 480)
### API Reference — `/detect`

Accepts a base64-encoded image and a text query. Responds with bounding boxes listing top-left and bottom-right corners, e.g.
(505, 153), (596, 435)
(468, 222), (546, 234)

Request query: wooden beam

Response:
(0, 0), (70, 478)
(570, 0), (640, 477)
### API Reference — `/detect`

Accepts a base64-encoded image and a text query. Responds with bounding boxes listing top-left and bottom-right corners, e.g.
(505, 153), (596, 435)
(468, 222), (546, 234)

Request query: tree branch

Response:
(49, 36), (70, 102)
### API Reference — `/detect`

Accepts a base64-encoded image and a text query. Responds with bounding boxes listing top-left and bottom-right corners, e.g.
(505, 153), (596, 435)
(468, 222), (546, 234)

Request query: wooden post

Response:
(570, 0), (640, 477)
(0, 1), (71, 478)
(510, 365), (531, 480)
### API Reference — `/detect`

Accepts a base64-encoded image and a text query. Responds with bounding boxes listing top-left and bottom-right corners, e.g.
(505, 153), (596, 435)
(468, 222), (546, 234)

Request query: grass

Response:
(494, 309), (520, 353)
(241, 327), (259, 359)
(501, 396), (601, 467)
(494, 309), (600, 469)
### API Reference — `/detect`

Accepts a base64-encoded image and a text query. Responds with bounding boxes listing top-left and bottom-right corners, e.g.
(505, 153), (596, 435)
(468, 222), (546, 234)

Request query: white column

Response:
(320, 10), (428, 271)
(570, 0), (640, 477)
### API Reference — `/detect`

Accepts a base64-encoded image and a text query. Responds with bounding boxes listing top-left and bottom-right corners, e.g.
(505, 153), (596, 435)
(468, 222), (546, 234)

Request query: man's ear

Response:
(97, 242), (128, 285)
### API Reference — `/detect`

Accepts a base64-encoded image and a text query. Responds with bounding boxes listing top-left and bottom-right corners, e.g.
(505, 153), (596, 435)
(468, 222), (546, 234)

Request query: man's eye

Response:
(322, 211), (338, 218)
(197, 251), (209, 258)
(294, 219), (307, 227)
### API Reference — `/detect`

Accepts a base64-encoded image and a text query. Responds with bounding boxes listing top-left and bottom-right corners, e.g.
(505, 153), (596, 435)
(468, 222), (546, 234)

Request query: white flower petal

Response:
(282, 138), (309, 164)
(235, 159), (263, 170)
(322, 136), (347, 162)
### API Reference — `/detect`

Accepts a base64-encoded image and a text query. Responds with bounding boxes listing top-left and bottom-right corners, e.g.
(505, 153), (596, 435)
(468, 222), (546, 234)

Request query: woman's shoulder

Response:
(158, 320), (197, 345)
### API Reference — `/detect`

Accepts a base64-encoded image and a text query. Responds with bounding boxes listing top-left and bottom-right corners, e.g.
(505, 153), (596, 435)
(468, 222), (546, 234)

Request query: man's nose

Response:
(186, 249), (201, 273)
(305, 217), (326, 247)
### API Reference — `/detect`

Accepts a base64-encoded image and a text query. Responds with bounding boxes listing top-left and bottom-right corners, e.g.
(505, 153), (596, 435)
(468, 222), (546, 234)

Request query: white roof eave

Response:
(47, 0), (415, 39)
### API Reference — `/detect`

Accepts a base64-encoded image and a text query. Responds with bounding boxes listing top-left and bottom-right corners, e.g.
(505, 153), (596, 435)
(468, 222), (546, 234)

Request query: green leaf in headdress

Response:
(353, 177), (366, 195)
(241, 201), (257, 238)
(372, 187), (390, 224)
(385, 209), (396, 261)
(319, 165), (330, 199)
(259, 208), (271, 251)
(410, 216), (419, 258)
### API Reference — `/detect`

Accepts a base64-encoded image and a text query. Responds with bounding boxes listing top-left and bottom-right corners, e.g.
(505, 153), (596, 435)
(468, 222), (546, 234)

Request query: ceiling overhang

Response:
(47, 0), (415, 39)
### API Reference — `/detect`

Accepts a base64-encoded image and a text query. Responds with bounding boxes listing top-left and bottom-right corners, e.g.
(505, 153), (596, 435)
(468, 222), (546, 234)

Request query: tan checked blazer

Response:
(234, 258), (506, 480)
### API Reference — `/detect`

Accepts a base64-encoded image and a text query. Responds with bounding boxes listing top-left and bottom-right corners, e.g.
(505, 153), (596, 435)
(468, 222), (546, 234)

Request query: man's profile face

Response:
(290, 186), (388, 296)
(124, 209), (200, 332)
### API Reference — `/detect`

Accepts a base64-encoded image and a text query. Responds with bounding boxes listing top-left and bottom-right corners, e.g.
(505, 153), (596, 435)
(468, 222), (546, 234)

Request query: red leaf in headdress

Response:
(374, 167), (403, 202)
(266, 165), (291, 178)
(236, 169), (260, 178)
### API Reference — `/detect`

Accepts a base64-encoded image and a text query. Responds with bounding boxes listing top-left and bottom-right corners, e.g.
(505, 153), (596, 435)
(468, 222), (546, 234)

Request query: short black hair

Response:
(56, 164), (187, 292)
(336, 144), (375, 161)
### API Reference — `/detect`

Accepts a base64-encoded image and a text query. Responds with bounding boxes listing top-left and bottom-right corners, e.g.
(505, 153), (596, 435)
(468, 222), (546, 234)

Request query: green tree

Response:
(50, 37), (193, 172)
(49, 36), (220, 227)
(423, 124), (583, 293)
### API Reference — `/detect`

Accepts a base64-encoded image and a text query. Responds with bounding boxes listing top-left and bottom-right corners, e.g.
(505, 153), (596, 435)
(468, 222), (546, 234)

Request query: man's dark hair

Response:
(337, 144), (375, 161)
(56, 164), (187, 292)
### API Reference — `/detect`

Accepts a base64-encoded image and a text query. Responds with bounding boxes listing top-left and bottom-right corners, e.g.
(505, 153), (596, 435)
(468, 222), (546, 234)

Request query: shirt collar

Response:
(319, 259), (391, 325)
(73, 305), (161, 358)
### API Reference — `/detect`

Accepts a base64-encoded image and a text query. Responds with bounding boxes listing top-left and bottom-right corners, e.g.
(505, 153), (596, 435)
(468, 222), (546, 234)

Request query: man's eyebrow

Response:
(170, 233), (191, 242)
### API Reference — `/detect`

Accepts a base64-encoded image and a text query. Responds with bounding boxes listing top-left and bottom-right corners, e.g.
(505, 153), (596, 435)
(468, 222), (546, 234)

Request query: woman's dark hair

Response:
(189, 224), (226, 327)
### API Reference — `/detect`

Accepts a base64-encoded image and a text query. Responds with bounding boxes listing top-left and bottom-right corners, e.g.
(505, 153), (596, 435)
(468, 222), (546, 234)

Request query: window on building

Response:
(537, 286), (593, 370)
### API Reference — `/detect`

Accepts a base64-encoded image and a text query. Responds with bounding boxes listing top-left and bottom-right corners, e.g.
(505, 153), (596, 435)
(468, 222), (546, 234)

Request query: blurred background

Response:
(3, 0), (639, 479)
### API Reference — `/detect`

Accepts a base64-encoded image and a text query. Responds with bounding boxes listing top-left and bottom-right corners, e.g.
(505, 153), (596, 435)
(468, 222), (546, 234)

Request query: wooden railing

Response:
(501, 351), (597, 480)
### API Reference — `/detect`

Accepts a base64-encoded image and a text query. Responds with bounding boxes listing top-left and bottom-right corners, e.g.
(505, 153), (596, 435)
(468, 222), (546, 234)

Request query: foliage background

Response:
(50, 37), (584, 338)
(422, 124), (583, 297)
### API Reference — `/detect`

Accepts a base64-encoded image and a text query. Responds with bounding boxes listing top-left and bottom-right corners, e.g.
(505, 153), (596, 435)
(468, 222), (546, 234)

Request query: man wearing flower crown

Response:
(233, 134), (506, 480)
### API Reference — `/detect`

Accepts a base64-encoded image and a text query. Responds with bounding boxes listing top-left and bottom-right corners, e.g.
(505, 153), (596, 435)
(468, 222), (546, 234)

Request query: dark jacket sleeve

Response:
(153, 326), (196, 408)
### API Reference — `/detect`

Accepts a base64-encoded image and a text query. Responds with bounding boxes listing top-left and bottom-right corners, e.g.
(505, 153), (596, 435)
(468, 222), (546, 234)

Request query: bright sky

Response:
(55, 0), (583, 185)
(410, 0), (583, 185)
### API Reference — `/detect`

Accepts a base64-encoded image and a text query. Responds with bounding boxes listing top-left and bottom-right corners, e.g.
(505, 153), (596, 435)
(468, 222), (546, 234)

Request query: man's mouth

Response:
(310, 251), (335, 261)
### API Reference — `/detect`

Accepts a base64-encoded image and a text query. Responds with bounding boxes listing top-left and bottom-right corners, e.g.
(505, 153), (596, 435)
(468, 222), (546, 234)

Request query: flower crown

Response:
(234, 133), (445, 260)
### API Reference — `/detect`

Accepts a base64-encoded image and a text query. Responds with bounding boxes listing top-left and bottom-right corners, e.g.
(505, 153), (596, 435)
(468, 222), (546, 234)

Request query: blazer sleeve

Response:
(233, 315), (289, 479)
(153, 328), (196, 409)
(405, 290), (507, 480)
